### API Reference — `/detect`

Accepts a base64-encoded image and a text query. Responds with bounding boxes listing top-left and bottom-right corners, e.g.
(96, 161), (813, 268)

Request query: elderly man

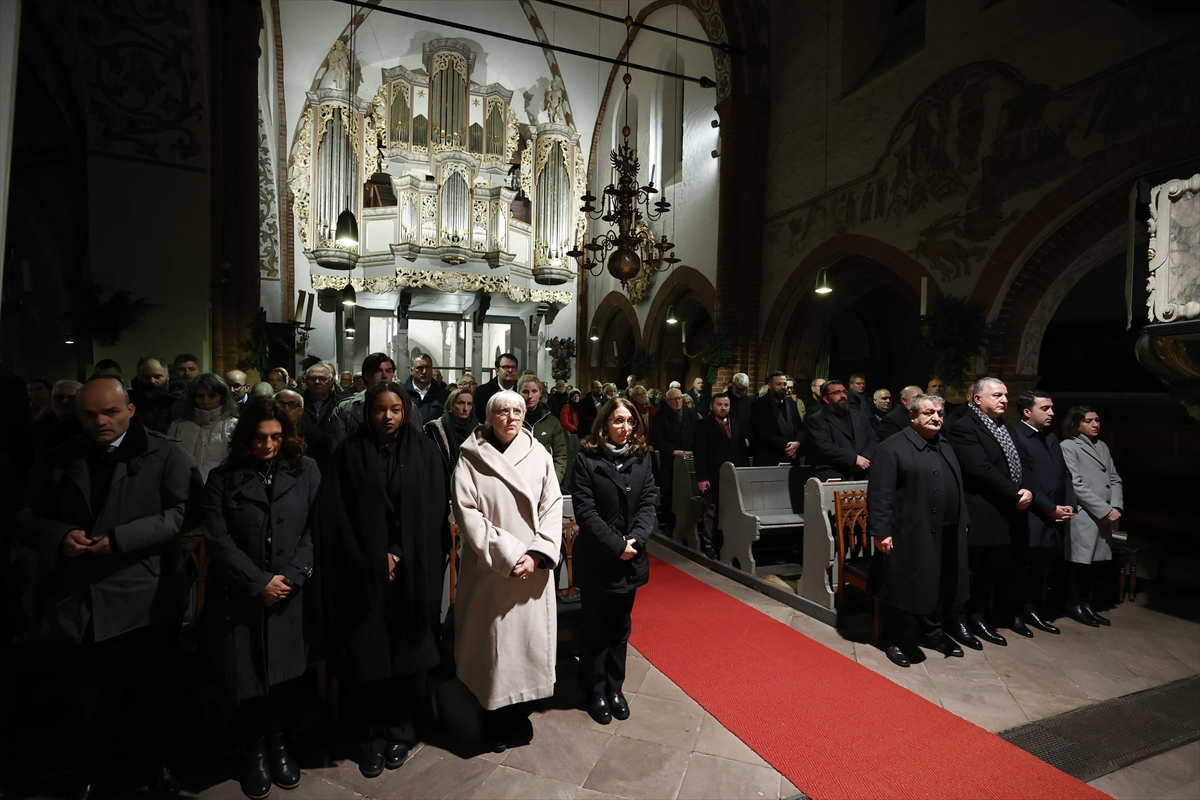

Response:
(276, 389), (331, 470)
(265, 368), (290, 394)
(749, 371), (804, 466)
(1009, 389), (1075, 636)
(473, 353), (520, 422)
(686, 376), (712, 418)
(224, 369), (250, 407)
(927, 376), (959, 416)
(130, 356), (181, 433)
(33, 380), (83, 450)
(868, 394), (970, 667)
(651, 387), (696, 533)
(693, 394), (749, 559)
(328, 352), (397, 448)
(339, 370), (355, 395)
(458, 373), (478, 394)
(847, 373), (868, 414)
(805, 378), (826, 417)
(17, 374), (202, 796)
(804, 379), (878, 480)
(578, 379), (605, 435)
(878, 386), (921, 440)
(723, 373), (754, 449)
(299, 361), (338, 428)
(946, 377), (1033, 649)
(404, 353), (448, 427)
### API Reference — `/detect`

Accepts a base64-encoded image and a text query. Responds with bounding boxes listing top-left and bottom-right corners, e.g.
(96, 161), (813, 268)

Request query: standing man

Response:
(686, 377), (712, 418)
(927, 376), (958, 416)
(328, 352), (397, 448)
(1009, 390), (1075, 636)
(457, 373), (478, 395)
(805, 378), (826, 418)
(578, 379), (606, 435)
(847, 374), (868, 414)
(300, 361), (339, 429)
(749, 371), (804, 466)
(692, 394), (748, 559)
(473, 353), (519, 423)
(619, 374), (637, 399)
(224, 369), (250, 407)
(404, 353), (447, 427)
(16, 374), (203, 796)
(130, 356), (181, 433)
(870, 389), (892, 432)
(946, 377), (1033, 649)
(723, 373), (755, 451)
(651, 387), (696, 533)
(172, 354), (201, 382)
(33, 380), (83, 451)
(804, 379), (878, 481)
(276, 389), (331, 471)
(878, 386), (922, 440)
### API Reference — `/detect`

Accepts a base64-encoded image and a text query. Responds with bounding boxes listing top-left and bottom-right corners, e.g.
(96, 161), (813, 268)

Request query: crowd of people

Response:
(1, 353), (1124, 797)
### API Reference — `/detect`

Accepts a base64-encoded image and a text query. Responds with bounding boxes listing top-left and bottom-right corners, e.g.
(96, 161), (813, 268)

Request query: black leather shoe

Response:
(884, 644), (910, 668)
(242, 739), (274, 799)
(608, 692), (630, 720)
(149, 765), (182, 797)
(587, 695), (612, 725)
(358, 748), (385, 779)
(504, 715), (534, 749)
(1009, 616), (1034, 638)
(920, 631), (964, 658)
(1083, 603), (1111, 626)
(1066, 604), (1100, 627)
(945, 622), (983, 651)
(266, 732), (300, 789)
(703, 547), (718, 560)
(1023, 611), (1060, 634)
(969, 618), (1007, 646)
(385, 742), (409, 770)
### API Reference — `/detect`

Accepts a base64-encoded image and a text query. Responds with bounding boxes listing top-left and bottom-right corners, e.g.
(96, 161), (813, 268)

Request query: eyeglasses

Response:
(498, 364), (518, 371)
(307, 375), (331, 383)
(493, 408), (524, 418)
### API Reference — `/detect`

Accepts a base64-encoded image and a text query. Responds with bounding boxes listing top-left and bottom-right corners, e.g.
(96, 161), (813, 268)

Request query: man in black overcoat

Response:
(650, 387), (696, 533)
(1010, 389), (1076, 636)
(686, 376), (712, 418)
(804, 379), (878, 480)
(750, 371), (804, 466)
(945, 377), (1033, 649)
(867, 394), (970, 667)
(878, 386), (922, 441)
(692, 395), (748, 558)
(473, 353), (520, 422)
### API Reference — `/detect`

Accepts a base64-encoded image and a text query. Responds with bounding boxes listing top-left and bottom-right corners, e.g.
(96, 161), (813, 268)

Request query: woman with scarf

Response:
(314, 381), (450, 779)
(426, 387), (476, 470)
(452, 390), (562, 752)
(571, 397), (656, 725)
(167, 372), (239, 482)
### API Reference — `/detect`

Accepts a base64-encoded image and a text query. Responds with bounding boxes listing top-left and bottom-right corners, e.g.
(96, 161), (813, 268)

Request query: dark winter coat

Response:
(404, 377), (448, 427)
(877, 404), (911, 441)
(866, 428), (970, 616)
(946, 410), (1027, 547)
(202, 460), (319, 701)
(571, 449), (656, 593)
(692, 415), (749, 496)
(749, 393), (805, 466)
(1010, 423), (1077, 550)
(804, 407), (879, 481)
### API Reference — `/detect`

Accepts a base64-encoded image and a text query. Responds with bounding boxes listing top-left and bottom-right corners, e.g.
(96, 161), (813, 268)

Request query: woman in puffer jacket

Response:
(168, 372), (240, 482)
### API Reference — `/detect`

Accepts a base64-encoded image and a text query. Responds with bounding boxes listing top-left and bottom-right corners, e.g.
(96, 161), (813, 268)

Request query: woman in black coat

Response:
(203, 400), (319, 799)
(866, 395), (970, 669)
(571, 397), (656, 726)
(313, 382), (450, 779)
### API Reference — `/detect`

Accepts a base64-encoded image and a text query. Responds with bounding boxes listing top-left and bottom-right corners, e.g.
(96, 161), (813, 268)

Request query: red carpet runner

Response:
(628, 555), (1107, 800)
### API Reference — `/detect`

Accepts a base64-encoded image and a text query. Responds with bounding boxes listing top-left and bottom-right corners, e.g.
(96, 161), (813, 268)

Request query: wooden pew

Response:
(717, 463), (804, 576)
(797, 478), (870, 615)
(671, 455), (705, 554)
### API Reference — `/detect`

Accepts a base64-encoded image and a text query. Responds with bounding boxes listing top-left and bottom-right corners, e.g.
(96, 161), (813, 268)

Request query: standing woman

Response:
(560, 389), (582, 434)
(571, 397), (656, 725)
(426, 387), (476, 470)
(168, 372), (240, 482)
(315, 382), (450, 778)
(1059, 406), (1123, 627)
(453, 390), (562, 751)
(203, 400), (319, 799)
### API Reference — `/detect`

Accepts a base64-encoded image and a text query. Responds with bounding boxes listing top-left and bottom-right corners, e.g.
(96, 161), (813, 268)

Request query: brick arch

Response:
(758, 234), (938, 383)
(590, 290), (644, 367)
(972, 123), (1200, 378)
(642, 265), (717, 354)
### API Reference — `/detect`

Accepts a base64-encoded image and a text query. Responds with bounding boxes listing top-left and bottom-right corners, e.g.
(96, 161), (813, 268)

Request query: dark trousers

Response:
(1015, 545), (1060, 613)
(579, 588), (636, 697)
(1066, 560), (1096, 606)
(343, 675), (420, 755)
(954, 543), (1016, 624)
(234, 676), (305, 745)
(884, 524), (959, 647)
(74, 618), (179, 778)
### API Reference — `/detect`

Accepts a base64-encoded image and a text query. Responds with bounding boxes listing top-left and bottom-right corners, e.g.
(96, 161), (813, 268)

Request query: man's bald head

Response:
(225, 369), (249, 399)
(898, 385), (923, 409)
(77, 376), (134, 444)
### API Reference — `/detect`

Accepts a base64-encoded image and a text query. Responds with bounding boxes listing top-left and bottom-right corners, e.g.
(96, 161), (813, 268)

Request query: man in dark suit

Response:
(473, 352), (520, 423)
(847, 373), (868, 414)
(277, 389), (332, 471)
(878, 386), (922, 440)
(750, 371), (804, 466)
(299, 360), (339, 429)
(692, 395), (748, 559)
(1010, 389), (1076, 636)
(946, 377), (1033, 650)
(651, 387), (696, 532)
(686, 377), (712, 418)
(723, 373), (755, 452)
(927, 376), (959, 416)
(804, 379), (878, 480)
(404, 353), (448, 427)
(16, 375), (203, 796)
(578, 380), (605, 436)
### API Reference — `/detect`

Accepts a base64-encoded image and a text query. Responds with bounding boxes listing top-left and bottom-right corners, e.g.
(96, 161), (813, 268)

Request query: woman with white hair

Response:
(452, 390), (563, 752)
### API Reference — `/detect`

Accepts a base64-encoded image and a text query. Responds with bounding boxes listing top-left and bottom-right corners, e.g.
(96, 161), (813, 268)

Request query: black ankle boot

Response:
(241, 739), (273, 799)
(266, 732), (300, 790)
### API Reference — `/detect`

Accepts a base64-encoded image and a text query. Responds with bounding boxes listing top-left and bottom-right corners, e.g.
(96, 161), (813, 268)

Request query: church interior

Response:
(1, 0), (1198, 798)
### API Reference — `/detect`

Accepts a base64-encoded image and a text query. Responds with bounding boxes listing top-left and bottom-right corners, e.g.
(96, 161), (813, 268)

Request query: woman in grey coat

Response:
(1059, 406), (1123, 628)
(203, 400), (319, 799)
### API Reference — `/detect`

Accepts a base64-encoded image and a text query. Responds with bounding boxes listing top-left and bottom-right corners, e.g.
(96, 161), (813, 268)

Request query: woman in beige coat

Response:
(453, 389), (563, 752)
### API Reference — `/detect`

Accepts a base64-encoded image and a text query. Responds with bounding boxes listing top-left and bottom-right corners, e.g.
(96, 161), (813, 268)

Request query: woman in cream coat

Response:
(168, 372), (239, 482)
(453, 389), (563, 752)
(1059, 406), (1124, 628)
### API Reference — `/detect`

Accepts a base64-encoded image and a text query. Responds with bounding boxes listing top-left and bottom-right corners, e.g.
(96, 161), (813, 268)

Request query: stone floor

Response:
(185, 541), (1199, 800)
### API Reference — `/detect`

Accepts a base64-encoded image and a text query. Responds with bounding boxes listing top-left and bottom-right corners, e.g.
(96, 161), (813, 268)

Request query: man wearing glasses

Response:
(224, 369), (250, 407)
(474, 353), (520, 423)
(300, 361), (339, 429)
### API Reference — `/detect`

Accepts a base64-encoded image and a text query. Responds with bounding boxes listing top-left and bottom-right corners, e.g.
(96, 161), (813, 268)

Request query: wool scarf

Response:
(968, 402), (1021, 483)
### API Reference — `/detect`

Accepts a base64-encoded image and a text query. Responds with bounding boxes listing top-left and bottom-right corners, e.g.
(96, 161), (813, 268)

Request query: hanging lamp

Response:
(815, 267), (832, 295)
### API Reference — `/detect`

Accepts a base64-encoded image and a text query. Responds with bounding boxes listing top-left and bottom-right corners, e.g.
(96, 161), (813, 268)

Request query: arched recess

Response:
(590, 290), (644, 383)
(642, 266), (717, 389)
(760, 234), (938, 384)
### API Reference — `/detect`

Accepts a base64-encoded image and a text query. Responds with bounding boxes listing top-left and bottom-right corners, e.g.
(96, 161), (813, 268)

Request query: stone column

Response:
(0, 1), (20, 326)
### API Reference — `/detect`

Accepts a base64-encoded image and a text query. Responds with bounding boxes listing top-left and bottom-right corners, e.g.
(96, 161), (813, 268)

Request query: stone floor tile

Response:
(1108, 650), (1196, 686)
(622, 655), (652, 693)
(1150, 634), (1200, 672)
(616, 693), (705, 752)
(1062, 662), (1149, 701)
(540, 702), (625, 735)
(676, 753), (782, 800)
(583, 735), (691, 799)
(1006, 686), (1093, 721)
(303, 755), (395, 798)
(1134, 741), (1200, 784)
(471, 765), (579, 800)
(1156, 778), (1200, 799)
(378, 743), (499, 799)
(637, 667), (694, 704)
(573, 789), (630, 800)
(1096, 627), (1182, 660)
(932, 681), (1029, 732)
(780, 775), (802, 799)
(985, 643), (1091, 700)
(1087, 764), (1190, 800)
(694, 713), (770, 768)
(502, 713), (614, 786)
(922, 650), (1006, 686)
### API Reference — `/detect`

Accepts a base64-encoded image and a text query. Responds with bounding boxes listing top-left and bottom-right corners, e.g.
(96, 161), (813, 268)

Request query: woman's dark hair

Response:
(364, 381), (413, 438)
(227, 400), (306, 483)
(181, 372), (238, 421)
(582, 396), (650, 458)
(1061, 405), (1096, 440)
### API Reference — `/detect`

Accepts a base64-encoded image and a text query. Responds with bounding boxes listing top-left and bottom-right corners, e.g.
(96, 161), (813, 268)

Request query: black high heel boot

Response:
(266, 732), (300, 790)
(241, 738), (273, 800)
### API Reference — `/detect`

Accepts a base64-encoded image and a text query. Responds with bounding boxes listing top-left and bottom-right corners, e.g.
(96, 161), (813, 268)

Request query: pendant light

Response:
(345, 314), (356, 336)
(666, 305), (678, 324)
(589, 326), (600, 341)
(815, 267), (832, 295)
(341, 282), (357, 308)
(337, 5), (359, 249)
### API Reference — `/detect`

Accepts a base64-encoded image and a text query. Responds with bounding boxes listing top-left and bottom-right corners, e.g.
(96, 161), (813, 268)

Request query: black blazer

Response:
(1010, 423), (1077, 549)
(877, 405), (911, 441)
(804, 408), (879, 481)
(692, 415), (749, 493)
(749, 393), (805, 466)
(571, 450), (656, 592)
(946, 410), (1026, 547)
(651, 406), (696, 456)
(686, 389), (712, 418)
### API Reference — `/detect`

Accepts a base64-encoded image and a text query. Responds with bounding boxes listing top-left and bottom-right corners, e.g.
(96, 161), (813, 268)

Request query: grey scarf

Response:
(968, 402), (1021, 483)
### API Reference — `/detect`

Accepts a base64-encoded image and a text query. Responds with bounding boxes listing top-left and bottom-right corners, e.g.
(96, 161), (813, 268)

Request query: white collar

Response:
(107, 431), (128, 450)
